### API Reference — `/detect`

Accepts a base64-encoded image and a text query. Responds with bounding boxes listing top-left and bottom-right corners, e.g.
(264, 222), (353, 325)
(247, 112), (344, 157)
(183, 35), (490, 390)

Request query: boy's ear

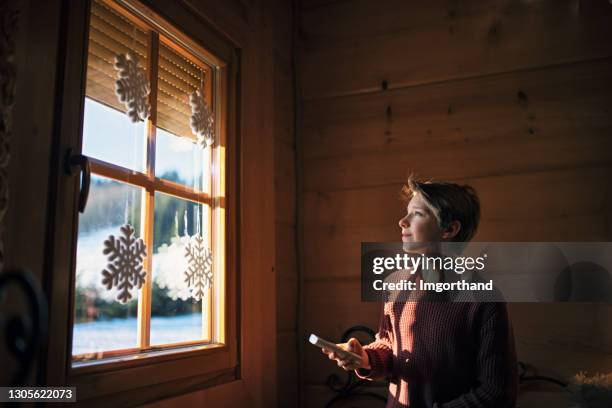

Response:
(442, 220), (461, 240)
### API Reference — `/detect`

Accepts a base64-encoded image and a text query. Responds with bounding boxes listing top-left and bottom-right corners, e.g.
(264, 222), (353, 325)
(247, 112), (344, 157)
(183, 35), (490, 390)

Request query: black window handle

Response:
(65, 148), (91, 213)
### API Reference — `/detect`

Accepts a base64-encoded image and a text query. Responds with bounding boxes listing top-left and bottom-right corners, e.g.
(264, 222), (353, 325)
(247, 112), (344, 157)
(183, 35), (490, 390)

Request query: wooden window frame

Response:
(73, 0), (219, 361)
(45, 0), (240, 404)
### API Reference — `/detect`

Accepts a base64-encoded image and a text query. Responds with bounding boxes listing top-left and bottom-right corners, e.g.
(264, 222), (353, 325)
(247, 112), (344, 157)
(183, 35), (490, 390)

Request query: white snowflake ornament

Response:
(189, 81), (214, 148)
(184, 234), (213, 301)
(114, 51), (151, 123)
(101, 224), (147, 303)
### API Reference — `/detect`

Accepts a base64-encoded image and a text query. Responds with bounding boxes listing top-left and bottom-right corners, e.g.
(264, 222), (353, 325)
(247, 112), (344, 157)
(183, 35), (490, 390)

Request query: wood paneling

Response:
(161, 0), (250, 47)
(304, 224), (393, 280)
(142, 379), (250, 408)
(272, 0), (298, 406)
(303, 279), (380, 382)
(275, 140), (296, 224)
(301, 165), (612, 283)
(303, 384), (389, 407)
(3, 0), (67, 388)
(272, 0), (293, 62)
(303, 165), (612, 234)
(302, 58), (612, 161)
(303, 278), (379, 334)
(275, 105), (296, 144)
(276, 223), (297, 276)
(277, 274), (297, 332)
(304, 213), (611, 280)
(274, 55), (294, 108)
(303, 58), (612, 191)
(515, 338), (612, 379)
(510, 303), (599, 350)
(239, 1), (277, 405)
(303, 135), (611, 191)
(598, 304), (612, 351)
(299, 0), (612, 99)
(277, 331), (299, 407)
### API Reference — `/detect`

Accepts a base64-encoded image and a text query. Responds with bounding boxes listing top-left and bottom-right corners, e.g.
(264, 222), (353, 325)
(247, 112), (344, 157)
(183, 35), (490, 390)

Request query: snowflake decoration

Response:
(101, 224), (147, 303)
(114, 51), (151, 123)
(184, 234), (213, 301)
(189, 80), (215, 148)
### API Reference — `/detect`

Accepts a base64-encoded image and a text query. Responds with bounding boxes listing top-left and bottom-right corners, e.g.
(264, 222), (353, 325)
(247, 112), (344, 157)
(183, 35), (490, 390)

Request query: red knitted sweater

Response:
(355, 276), (518, 408)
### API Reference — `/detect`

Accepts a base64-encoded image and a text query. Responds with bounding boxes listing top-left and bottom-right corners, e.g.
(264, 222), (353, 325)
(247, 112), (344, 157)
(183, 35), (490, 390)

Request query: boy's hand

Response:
(321, 337), (370, 371)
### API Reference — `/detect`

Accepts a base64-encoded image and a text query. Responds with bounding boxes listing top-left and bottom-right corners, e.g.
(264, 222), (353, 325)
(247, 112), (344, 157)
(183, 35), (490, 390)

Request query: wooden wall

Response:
(273, 0), (299, 407)
(2, 0), (66, 387)
(298, 0), (612, 406)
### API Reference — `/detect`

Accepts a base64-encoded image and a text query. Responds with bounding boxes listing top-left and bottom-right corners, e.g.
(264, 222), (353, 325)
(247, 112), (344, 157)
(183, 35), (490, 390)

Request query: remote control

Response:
(309, 334), (363, 364)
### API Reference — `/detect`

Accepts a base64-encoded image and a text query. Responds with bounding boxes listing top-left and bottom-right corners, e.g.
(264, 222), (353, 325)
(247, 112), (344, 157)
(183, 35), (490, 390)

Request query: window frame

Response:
(45, 0), (240, 402)
(73, 0), (219, 361)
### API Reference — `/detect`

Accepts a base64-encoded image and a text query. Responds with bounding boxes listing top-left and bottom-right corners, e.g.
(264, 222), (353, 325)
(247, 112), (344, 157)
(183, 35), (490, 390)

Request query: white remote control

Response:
(309, 334), (363, 364)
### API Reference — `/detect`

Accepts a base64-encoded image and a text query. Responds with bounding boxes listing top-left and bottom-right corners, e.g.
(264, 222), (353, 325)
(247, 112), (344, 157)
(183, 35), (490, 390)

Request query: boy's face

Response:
(398, 193), (445, 244)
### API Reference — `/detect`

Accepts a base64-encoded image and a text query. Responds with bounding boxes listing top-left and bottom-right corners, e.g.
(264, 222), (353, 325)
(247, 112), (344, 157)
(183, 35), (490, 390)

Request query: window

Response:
(72, 0), (228, 366)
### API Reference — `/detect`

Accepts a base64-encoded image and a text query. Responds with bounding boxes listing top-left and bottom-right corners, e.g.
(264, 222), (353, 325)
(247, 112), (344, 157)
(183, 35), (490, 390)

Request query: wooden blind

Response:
(86, 0), (148, 115)
(157, 41), (212, 141)
(86, 0), (213, 141)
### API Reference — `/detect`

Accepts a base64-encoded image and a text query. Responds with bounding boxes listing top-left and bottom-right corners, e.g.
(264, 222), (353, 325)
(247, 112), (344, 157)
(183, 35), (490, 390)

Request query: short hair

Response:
(400, 175), (481, 242)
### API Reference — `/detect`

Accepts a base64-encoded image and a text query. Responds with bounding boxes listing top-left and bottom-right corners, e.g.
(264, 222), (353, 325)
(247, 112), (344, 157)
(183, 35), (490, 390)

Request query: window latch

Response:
(65, 148), (91, 213)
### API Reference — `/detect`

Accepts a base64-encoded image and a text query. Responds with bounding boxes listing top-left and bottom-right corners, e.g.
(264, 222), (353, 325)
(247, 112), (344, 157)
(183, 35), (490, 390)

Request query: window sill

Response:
(72, 366), (238, 407)
(69, 343), (236, 403)
(71, 342), (227, 375)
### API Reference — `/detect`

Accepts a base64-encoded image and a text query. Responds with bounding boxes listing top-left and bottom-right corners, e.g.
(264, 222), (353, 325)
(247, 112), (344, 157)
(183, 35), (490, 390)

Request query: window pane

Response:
(155, 41), (213, 191)
(74, 0), (226, 362)
(73, 175), (143, 358)
(83, 98), (146, 172)
(155, 128), (210, 192)
(150, 192), (210, 345)
(84, 0), (149, 172)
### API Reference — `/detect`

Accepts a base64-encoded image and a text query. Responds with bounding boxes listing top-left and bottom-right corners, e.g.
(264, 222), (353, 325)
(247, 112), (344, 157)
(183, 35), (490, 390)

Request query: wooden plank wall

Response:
(2, 0), (66, 387)
(298, 0), (612, 406)
(272, 0), (299, 407)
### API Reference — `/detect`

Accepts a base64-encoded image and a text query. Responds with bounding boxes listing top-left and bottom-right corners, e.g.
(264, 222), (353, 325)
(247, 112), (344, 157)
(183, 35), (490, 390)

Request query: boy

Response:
(322, 177), (518, 408)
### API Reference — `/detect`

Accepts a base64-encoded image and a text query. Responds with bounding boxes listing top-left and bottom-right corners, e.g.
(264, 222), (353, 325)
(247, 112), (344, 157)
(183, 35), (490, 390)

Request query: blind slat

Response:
(91, 0), (148, 46)
(89, 26), (203, 100)
(157, 43), (210, 140)
(90, 12), (148, 53)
